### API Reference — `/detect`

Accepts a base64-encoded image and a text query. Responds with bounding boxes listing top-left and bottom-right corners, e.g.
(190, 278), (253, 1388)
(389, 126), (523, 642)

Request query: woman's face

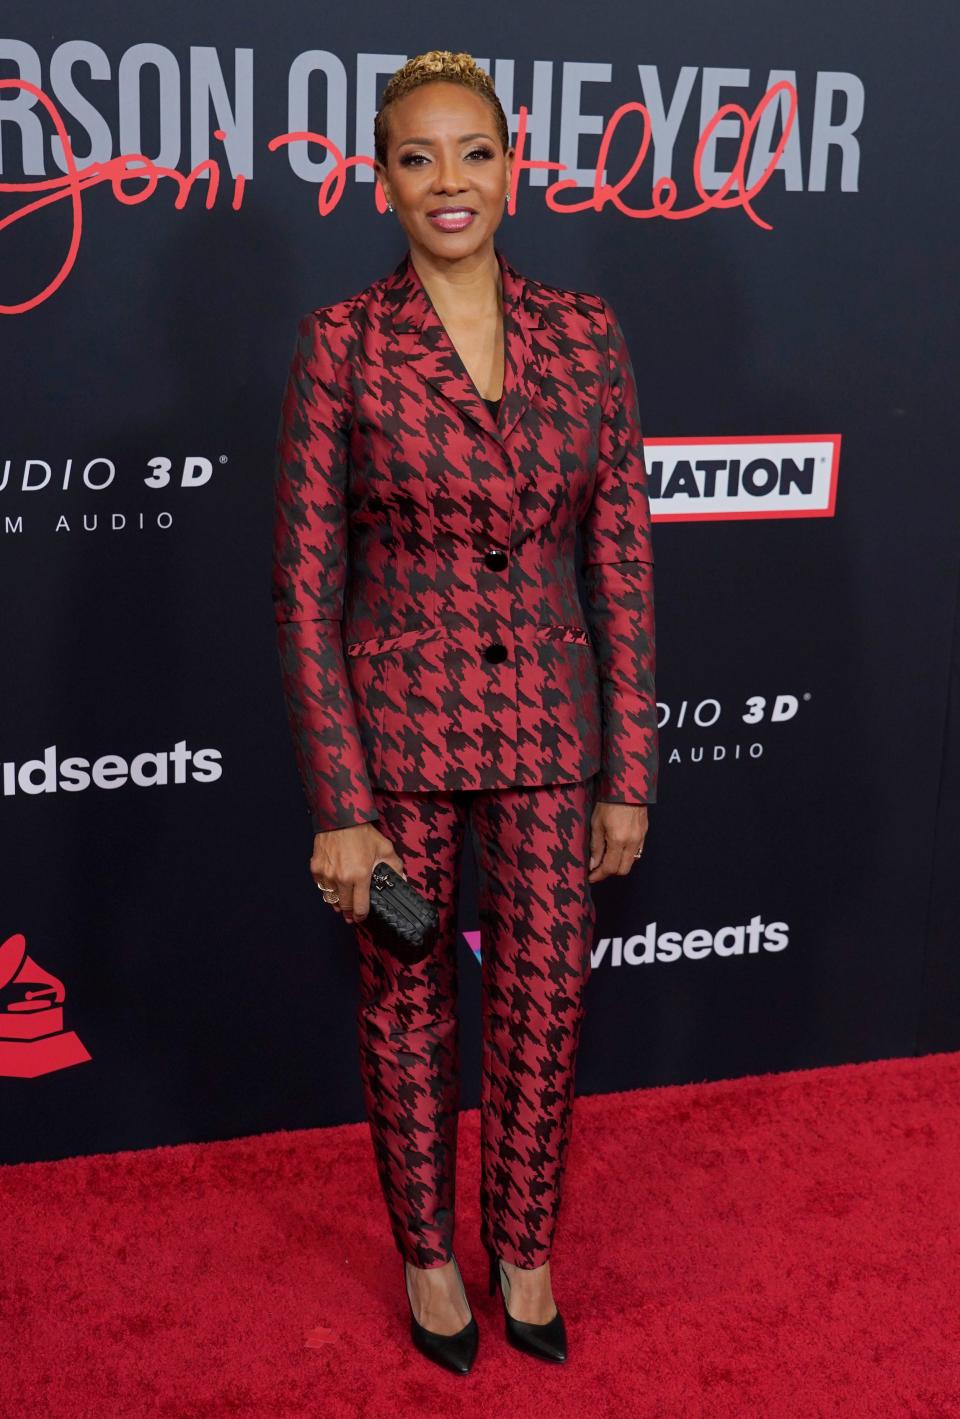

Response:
(376, 81), (513, 263)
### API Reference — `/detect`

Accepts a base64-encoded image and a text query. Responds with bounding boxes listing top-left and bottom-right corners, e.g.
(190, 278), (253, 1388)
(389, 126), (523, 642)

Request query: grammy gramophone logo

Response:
(0, 931), (91, 1077)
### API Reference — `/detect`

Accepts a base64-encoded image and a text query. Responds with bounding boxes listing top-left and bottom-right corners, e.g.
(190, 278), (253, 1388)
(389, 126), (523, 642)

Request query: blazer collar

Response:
(382, 245), (546, 443)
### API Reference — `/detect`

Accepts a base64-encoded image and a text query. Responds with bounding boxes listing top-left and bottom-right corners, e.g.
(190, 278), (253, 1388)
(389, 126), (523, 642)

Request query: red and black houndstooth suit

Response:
(273, 244), (657, 1269)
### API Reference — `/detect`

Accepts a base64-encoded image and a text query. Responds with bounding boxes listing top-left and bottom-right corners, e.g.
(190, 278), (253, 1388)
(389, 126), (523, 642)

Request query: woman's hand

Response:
(588, 802), (649, 884)
(310, 823), (407, 924)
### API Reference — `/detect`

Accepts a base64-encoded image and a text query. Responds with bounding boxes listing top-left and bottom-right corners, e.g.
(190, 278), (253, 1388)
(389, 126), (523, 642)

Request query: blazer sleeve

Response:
(271, 311), (381, 833)
(580, 296), (659, 805)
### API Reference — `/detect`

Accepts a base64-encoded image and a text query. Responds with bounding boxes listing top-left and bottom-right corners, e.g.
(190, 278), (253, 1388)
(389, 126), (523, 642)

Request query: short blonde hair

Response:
(374, 50), (510, 168)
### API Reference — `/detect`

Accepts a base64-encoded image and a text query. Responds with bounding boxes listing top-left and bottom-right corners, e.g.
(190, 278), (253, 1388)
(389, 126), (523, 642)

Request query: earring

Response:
(387, 201), (394, 212)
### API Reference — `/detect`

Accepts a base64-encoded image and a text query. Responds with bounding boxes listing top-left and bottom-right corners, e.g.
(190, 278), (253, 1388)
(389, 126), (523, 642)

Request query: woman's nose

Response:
(434, 160), (467, 192)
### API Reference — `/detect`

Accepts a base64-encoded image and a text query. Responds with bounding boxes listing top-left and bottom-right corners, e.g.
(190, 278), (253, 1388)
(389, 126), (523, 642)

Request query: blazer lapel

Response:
(384, 245), (545, 445)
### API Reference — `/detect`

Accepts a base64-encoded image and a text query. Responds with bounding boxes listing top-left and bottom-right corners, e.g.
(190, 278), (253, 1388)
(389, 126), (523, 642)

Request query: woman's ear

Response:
(373, 162), (391, 210)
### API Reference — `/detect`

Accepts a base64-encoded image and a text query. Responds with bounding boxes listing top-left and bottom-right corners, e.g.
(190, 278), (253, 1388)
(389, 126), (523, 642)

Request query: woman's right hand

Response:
(310, 824), (407, 925)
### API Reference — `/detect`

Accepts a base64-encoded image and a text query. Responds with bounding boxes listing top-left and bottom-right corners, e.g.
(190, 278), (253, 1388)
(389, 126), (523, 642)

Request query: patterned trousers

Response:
(352, 774), (599, 1271)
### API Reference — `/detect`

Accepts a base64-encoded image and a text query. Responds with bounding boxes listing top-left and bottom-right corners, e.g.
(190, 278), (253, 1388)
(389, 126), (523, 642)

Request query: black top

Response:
(483, 395), (502, 416)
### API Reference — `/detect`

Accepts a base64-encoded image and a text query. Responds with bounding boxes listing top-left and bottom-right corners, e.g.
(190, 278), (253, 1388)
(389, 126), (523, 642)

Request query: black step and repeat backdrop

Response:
(2, 5), (958, 1164)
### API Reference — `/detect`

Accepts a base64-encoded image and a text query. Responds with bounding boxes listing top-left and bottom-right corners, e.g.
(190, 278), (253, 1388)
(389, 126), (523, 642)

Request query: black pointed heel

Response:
(486, 1246), (567, 1363)
(404, 1253), (479, 1376)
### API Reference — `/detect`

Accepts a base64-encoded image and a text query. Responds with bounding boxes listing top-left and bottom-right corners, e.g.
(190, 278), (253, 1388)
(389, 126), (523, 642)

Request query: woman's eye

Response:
(398, 147), (495, 166)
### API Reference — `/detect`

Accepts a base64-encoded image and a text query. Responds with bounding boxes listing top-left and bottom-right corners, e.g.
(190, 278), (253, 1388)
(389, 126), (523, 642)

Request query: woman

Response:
(272, 50), (657, 1375)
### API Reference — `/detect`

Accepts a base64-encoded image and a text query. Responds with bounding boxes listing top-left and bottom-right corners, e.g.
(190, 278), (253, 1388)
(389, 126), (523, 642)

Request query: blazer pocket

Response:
(345, 625), (442, 659)
(536, 622), (592, 646)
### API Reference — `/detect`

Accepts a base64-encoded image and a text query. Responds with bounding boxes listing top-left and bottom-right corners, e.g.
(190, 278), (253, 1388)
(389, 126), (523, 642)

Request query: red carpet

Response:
(2, 1051), (959, 1417)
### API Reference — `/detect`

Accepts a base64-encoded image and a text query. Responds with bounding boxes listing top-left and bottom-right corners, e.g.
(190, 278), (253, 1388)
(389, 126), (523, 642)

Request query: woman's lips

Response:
(426, 209), (476, 232)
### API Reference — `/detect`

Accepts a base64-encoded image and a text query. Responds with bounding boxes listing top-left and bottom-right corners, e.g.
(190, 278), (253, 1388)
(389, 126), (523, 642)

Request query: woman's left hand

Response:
(588, 802), (649, 883)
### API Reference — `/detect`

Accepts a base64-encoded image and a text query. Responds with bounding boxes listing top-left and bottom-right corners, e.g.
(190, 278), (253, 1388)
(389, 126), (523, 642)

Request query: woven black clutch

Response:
(367, 862), (440, 964)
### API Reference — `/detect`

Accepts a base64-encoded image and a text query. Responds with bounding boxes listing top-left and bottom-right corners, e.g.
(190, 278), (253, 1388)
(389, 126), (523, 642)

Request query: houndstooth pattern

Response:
(272, 246), (657, 832)
(352, 776), (599, 1268)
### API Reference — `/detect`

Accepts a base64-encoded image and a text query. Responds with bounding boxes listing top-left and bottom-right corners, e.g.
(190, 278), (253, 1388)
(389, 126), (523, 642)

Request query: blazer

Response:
(272, 245), (657, 834)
